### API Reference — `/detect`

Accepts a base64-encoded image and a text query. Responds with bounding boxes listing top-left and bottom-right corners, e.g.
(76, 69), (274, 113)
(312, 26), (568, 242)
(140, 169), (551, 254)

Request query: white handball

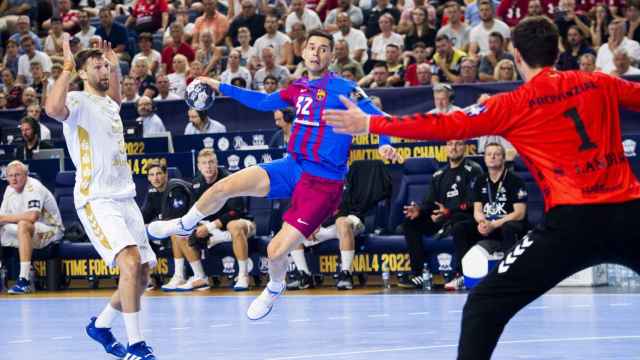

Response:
(185, 80), (215, 111)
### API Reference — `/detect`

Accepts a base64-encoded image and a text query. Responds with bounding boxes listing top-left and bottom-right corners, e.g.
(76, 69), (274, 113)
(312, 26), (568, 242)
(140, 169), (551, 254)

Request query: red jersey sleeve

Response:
(369, 93), (515, 141)
(610, 76), (640, 112)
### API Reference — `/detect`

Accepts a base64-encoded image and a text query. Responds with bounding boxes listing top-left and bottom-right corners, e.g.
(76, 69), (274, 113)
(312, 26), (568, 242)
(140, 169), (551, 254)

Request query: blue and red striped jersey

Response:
(220, 72), (389, 179)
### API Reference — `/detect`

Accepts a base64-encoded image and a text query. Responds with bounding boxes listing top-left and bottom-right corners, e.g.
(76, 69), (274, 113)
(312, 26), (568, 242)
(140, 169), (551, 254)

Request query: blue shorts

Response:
(258, 156), (303, 199)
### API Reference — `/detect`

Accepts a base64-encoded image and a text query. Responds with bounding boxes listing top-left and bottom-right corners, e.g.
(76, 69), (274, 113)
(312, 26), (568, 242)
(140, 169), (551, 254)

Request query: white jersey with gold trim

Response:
(0, 177), (64, 230)
(61, 91), (136, 209)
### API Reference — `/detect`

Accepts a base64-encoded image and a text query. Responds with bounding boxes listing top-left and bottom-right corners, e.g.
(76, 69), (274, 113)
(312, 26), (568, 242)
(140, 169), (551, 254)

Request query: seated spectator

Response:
(166, 149), (256, 291)
(196, 30), (221, 76)
(288, 22), (308, 73)
(42, 0), (79, 32)
(402, 7), (436, 54)
(468, 0), (511, 58)
(18, 36), (53, 86)
(20, 87), (38, 108)
(407, 63), (432, 86)
(75, 10), (97, 50)
(193, 0), (230, 47)
(95, 8), (129, 60)
(596, 19), (640, 73)
(162, 23), (195, 74)
(340, 66), (359, 81)
(1, 68), (23, 108)
(25, 103), (52, 140)
(579, 53), (597, 72)
(0, 0), (35, 34)
(133, 33), (162, 75)
(29, 61), (53, 104)
(1, 160), (64, 294)
(333, 13), (368, 64)
(437, 1), (471, 52)
(431, 34), (467, 83)
(163, 5), (196, 45)
(428, 83), (460, 114)
(611, 48), (640, 76)
(329, 40), (365, 80)
(140, 160), (169, 290)
(136, 96), (167, 137)
(269, 108), (294, 148)
(168, 54), (189, 99)
(184, 108), (227, 134)
(590, 4), (611, 49)
(478, 32), (514, 82)
(358, 62), (389, 88)
(525, 0), (546, 17)
(234, 27), (258, 66)
(455, 57), (479, 84)
(493, 59), (518, 81)
(627, 0), (640, 43)
(9, 16), (42, 54)
(154, 74), (181, 101)
(220, 50), (253, 89)
(226, 0), (266, 49)
(404, 42), (431, 86)
(125, 0), (169, 34)
(231, 77), (248, 87)
(253, 47), (291, 90)
(324, 0), (364, 32)
(16, 116), (53, 160)
(143, 84), (159, 99)
(187, 61), (206, 86)
(554, 0), (591, 48)
(122, 76), (141, 103)
(0, 93), (8, 110)
(44, 18), (66, 57)
(254, 14), (293, 66)
(466, 0), (501, 27)
(462, 143), (528, 257)
(262, 75), (280, 94)
(370, 14), (404, 62)
(365, 0), (401, 39)
(131, 57), (156, 95)
(556, 26), (595, 71)
(384, 44), (406, 86)
(399, 140), (483, 289)
(2, 39), (20, 76)
(286, 0), (322, 33)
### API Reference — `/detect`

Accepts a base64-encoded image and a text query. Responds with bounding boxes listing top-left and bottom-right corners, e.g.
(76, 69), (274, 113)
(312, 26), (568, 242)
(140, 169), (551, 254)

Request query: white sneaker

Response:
(175, 276), (210, 292)
(161, 276), (186, 292)
(148, 218), (194, 239)
(247, 281), (285, 320)
(233, 274), (250, 291)
(444, 276), (465, 291)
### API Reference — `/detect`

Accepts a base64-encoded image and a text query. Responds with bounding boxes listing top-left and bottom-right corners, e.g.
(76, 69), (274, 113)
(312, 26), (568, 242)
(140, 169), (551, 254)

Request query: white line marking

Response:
(170, 327), (191, 331)
(289, 319), (311, 323)
(51, 336), (72, 340)
(569, 305), (591, 308)
(210, 323), (233, 328)
(408, 312), (430, 315)
(610, 303), (631, 306)
(327, 316), (350, 320)
(265, 335), (640, 360)
(8, 340), (32, 344)
(367, 314), (389, 318)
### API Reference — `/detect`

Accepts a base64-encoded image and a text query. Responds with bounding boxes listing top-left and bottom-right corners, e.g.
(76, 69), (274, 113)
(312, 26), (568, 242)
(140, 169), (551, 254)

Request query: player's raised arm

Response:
(99, 40), (122, 105)
(45, 33), (74, 121)
(197, 76), (290, 112)
(325, 94), (512, 142)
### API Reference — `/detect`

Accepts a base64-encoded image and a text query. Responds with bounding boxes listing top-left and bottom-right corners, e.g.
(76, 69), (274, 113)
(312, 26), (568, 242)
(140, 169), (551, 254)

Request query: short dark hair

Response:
(264, 75), (278, 85)
(230, 77), (247, 88)
(511, 16), (559, 68)
(280, 108), (295, 123)
(306, 29), (335, 50)
(489, 31), (504, 43)
(435, 34), (451, 43)
(385, 43), (400, 51)
(147, 160), (167, 174)
(138, 32), (154, 42)
(75, 48), (105, 71)
(412, 42), (427, 50)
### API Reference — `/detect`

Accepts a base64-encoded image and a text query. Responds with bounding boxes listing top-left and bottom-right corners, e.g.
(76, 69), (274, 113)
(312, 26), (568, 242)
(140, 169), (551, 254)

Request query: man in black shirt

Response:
(226, 0), (266, 48)
(16, 116), (52, 160)
(140, 161), (168, 290)
(556, 26), (595, 71)
(400, 140), (483, 289)
(450, 143), (529, 288)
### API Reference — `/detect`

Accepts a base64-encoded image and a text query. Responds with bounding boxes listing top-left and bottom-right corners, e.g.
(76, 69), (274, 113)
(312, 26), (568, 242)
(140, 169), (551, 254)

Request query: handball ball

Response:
(186, 80), (215, 111)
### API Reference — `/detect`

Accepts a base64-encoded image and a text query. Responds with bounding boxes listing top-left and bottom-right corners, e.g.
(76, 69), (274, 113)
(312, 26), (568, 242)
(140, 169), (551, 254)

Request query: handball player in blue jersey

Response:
(149, 30), (398, 320)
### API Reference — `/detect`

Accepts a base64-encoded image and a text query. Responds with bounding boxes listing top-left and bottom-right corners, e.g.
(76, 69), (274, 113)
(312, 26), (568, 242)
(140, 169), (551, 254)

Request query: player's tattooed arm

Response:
(45, 33), (74, 121)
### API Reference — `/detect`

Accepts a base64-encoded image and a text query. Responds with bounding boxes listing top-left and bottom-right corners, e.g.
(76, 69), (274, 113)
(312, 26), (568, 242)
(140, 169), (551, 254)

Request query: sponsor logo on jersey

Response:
(316, 89), (326, 100)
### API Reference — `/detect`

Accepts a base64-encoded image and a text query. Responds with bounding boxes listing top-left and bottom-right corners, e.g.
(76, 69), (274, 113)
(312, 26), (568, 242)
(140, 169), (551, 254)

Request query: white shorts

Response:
(77, 198), (157, 269)
(0, 222), (63, 249)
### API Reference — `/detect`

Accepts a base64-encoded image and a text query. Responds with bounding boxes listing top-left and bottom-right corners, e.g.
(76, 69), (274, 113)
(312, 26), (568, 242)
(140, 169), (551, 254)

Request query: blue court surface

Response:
(1, 290), (639, 359)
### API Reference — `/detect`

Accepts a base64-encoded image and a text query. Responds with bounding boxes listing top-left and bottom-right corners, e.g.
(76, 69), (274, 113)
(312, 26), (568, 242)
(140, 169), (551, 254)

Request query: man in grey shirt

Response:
(437, 1), (470, 52)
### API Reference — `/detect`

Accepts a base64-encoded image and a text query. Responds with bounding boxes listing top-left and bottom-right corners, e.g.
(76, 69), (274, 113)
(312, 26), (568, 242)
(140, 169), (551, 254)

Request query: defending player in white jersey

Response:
(45, 33), (157, 360)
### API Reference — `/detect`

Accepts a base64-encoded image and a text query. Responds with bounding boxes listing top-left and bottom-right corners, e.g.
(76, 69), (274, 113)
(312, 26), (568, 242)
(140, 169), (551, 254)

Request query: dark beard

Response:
(94, 79), (109, 92)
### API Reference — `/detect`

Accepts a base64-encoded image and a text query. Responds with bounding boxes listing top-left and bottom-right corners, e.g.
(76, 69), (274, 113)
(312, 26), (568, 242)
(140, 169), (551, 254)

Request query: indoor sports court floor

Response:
(1, 287), (639, 359)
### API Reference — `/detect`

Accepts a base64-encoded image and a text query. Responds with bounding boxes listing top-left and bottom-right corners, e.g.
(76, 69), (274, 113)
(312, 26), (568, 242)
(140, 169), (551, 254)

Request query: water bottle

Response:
(422, 262), (432, 291)
(381, 262), (390, 289)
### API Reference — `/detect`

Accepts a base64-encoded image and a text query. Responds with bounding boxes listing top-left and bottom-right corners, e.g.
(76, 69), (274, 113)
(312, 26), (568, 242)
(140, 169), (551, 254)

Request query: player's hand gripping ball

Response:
(186, 80), (215, 111)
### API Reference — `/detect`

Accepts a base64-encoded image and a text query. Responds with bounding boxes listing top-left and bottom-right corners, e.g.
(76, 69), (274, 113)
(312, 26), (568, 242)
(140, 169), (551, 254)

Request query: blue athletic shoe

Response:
(85, 317), (127, 358)
(125, 341), (156, 359)
(8, 277), (32, 294)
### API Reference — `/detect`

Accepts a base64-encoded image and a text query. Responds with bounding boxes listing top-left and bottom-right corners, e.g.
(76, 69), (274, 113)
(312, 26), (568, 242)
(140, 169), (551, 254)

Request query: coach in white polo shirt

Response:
(1, 160), (64, 294)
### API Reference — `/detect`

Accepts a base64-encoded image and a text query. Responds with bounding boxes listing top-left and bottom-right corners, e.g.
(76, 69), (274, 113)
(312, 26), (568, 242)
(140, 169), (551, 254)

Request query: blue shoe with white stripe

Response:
(8, 277), (32, 294)
(85, 317), (127, 358)
(124, 341), (156, 359)
(247, 281), (285, 320)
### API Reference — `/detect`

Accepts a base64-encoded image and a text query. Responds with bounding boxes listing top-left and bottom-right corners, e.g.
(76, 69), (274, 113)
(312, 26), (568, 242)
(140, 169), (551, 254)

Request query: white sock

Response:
(267, 280), (285, 292)
(190, 260), (206, 279)
(181, 207), (205, 230)
(268, 257), (288, 283)
(341, 250), (355, 272)
(123, 312), (144, 345)
(173, 258), (185, 279)
(19, 262), (30, 280)
(95, 303), (120, 328)
(238, 259), (248, 276)
(290, 249), (310, 274)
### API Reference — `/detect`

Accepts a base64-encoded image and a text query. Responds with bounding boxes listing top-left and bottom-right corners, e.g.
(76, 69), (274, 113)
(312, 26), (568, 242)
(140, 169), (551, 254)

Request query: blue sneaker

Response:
(125, 341), (156, 359)
(8, 277), (32, 294)
(85, 317), (127, 358)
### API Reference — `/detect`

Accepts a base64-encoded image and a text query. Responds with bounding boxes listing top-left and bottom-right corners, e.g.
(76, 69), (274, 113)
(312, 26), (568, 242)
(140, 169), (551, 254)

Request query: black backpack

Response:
(161, 178), (194, 220)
